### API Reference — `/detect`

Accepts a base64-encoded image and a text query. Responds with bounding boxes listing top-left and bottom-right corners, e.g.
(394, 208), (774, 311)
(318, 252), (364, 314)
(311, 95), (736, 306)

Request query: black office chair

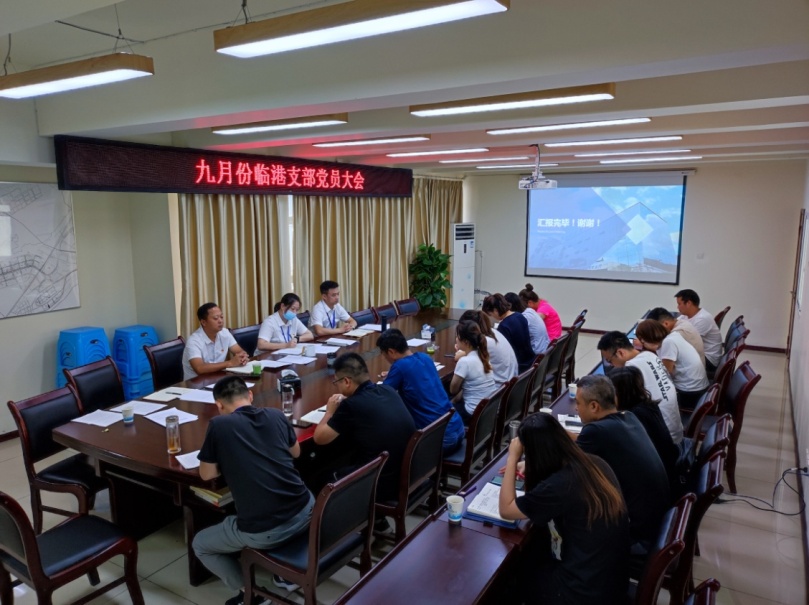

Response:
(376, 413), (451, 544)
(394, 298), (421, 315)
(241, 454), (388, 605)
(0, 490), (144, 605)
(7, 387), (109, 534)
(560, 318), (586, 389)
(541, 331), (570, 401)
(350, 308), (376, 327)
(684, 579), (721, 605)
(230, 324), (260, 356)
(297, 310), (311, 328)
(63, 356), (125, 414)
(372, 303), (398, 323)
(144, 336), (185, 391)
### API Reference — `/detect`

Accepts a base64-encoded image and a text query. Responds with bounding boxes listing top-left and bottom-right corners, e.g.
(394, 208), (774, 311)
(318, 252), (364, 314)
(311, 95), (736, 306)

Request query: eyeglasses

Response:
(602, 350), (618, 366)
(331, 376), (346, 385)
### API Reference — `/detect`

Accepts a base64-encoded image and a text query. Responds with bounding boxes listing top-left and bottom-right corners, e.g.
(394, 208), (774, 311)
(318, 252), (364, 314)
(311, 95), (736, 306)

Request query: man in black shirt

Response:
(193, 376), (314, 605)
(313, 352), (416, 502)
(573, 375), (671, 551)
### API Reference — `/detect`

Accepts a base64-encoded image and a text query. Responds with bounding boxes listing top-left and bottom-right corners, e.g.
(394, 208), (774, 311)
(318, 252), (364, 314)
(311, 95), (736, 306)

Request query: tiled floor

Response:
(2, 335), (805, 604)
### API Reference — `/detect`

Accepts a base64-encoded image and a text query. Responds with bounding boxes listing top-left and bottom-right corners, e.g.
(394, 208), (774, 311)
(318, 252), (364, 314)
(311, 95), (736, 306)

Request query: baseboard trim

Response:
(0, 430), (18, 443)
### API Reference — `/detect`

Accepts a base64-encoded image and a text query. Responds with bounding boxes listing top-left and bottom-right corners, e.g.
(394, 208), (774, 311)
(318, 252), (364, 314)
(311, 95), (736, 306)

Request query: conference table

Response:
(51, 309), (466, 585)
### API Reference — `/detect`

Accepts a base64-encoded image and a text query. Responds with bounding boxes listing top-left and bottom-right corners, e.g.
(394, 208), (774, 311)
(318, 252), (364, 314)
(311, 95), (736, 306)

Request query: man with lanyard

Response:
(310, 280), (357, 337)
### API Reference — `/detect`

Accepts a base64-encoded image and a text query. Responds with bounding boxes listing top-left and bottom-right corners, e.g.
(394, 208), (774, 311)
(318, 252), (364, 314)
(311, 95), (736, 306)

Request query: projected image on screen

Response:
(525, 176), (686, 284)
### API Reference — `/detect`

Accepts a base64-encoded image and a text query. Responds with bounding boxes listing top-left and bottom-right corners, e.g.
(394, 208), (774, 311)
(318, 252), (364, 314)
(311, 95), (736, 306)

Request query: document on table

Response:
(176, 450), (201, 470)
(313, 344), (340, 355)
(276, 354), (317, 365)
(72, 410), (123, 427)
(109, 401), (166, 415)
(273, 346), (304, 356)
(344, 329), (373, 338)
(181, 389), (217, 404)
(144, 407), (198, 426)
(407, 338), (429, 347)
(362, 324), (384, 332)
(434, 364), (445, 371)
(300, 406), (328, 424)
(465, 482), (524, 522)
(326, 338), (357, 347)
(558, 414), (584, 434)
(144, 387), (195, 402)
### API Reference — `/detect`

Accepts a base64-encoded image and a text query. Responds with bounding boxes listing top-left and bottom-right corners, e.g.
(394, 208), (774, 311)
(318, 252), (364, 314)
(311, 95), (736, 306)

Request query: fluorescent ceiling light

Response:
(387, 148), (489, 157)
(0, 53), (154, 99)
(600, 156), (702, 164)
(410, 83), (615, 117)
(213, 113), (348, 135)
(575, 149), (691, 158)
(215, 0), (509, 58)
(476, 163), (558, 169)
(545, 136), (682, 147)
(314, 135), (431, 148)
(487, 117), (649, 135)
(439, 156), (529, 164)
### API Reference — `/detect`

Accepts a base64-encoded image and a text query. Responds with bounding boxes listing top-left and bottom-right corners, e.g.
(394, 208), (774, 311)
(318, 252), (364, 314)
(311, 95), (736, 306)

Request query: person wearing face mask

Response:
(255, 293), (314, 354)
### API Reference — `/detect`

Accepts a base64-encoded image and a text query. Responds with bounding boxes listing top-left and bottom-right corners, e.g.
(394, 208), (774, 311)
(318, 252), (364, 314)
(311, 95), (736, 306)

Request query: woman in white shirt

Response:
(459, 309), (518, 387)
(450, 321), (497, 424)
(635, 319), (709, 410)
(255, 293), (314, 354)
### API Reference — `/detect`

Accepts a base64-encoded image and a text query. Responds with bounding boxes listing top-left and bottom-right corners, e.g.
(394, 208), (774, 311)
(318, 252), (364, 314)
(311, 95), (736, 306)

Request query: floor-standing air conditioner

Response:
(450, 223), (476, 309)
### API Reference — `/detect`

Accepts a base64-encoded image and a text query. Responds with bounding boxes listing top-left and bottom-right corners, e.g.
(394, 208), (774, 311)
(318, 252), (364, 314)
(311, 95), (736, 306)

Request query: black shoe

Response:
(374, 517), (393, 535)
(224, 589), (270, 605)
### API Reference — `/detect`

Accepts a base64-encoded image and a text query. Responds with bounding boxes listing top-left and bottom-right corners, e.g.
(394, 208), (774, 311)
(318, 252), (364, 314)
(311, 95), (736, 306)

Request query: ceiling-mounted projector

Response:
(519, 143), (556, 190)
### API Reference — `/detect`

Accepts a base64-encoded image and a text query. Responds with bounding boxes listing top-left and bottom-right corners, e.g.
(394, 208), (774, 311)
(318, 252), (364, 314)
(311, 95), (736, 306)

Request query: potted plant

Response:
(409, 243), (452, 309)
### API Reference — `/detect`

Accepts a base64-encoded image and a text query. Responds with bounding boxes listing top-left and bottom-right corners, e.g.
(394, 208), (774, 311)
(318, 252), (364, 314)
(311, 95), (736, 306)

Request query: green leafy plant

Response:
(409, 243), (452, 309)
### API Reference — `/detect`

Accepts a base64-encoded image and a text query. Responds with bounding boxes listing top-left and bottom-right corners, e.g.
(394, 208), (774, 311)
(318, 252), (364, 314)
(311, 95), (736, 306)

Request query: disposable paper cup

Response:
(304, 345), (316, 357)
(539, 407), (553, 415)
(446, 495), (464, 524)
(121, 405), (134, 424)
(568, 383), (578, 398)
(508, 420), (521, 440)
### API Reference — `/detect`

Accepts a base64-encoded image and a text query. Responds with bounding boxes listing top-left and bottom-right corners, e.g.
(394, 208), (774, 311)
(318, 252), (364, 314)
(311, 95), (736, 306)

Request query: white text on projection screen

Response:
(525, 182), (686, 284)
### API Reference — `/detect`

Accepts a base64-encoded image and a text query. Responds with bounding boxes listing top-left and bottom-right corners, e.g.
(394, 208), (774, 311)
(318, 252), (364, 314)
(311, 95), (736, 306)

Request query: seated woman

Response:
(449, 321), (497, 424)
(519, 283), (563, 340)
(482, 293), (535, 374)
(499, 413), (630, 605)
(635, 319), (709, 411)
(459, 309), (518, 387)
(255, 293), (314, 354)
(505, 291), (549, 355)
(610, 366), (682, 498)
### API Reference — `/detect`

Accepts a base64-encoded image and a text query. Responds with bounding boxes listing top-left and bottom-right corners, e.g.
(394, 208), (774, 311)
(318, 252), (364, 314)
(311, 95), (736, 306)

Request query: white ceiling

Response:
(1, 0), (808, 175)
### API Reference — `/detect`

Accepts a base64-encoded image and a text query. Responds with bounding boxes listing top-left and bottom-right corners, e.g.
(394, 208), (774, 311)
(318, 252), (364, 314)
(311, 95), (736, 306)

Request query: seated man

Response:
(645, 307), (705, 364)
(182, 302), (249, 380)
(377, 328), (465, 455)
(310, 280), (358, 337)
(597, 331), (683, 443)
(313, 352), (416, 503)
(573, 375), (671, 552)
(193, 376), (314, 605)
(674, 289), (723, 370)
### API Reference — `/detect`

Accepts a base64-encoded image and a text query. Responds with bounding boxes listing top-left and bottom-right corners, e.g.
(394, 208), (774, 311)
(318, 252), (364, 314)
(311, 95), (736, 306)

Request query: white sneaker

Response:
(273, 574), (299, 592)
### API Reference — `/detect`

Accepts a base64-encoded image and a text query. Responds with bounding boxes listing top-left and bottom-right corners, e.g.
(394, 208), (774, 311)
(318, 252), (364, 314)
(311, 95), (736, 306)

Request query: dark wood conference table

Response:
(52, 309), (466, 585)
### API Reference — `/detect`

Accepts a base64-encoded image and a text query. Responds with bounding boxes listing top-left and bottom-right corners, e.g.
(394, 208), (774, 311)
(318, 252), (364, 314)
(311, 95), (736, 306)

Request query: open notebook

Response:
(463, 480), (524, 528)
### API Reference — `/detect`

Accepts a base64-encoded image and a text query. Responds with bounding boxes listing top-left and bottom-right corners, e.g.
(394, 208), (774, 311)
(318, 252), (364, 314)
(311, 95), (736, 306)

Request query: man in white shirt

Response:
(597, 331), (683, 443)
(674, 289), (723, 370)
(310, 280), (358, 337)
(646, 307), (705, 364)
(182, 303), (249, 379)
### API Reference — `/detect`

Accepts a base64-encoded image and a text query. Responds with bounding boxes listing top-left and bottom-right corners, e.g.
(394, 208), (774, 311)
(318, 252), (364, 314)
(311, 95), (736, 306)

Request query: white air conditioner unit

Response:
(451, 223), (476, 310)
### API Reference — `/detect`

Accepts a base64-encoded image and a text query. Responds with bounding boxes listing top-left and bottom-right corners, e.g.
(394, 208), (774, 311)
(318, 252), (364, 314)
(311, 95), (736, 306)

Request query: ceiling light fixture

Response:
(486, 117), (649, 135)
(439, 156), (529, 164)
(410, 82), (615, 117)
(545, 136), (682, 147)
(0, 53), (154, 99)
(387, 148), (489, 157)
(600, 156), (702, 164)
(215, 0), (509, 58)
(313, 135), (431, 148)
(213, 113), (348, 135)
(575, 149), (691, 158)
(477, 163), (558, 169)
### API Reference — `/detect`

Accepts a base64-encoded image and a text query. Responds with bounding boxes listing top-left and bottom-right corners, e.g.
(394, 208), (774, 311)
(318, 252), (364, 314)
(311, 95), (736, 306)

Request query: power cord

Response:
(719, 466), (808, 516)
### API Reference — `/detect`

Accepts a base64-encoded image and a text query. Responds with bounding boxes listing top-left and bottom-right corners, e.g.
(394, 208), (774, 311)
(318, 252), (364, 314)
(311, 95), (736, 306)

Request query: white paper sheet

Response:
(71, 410), (123, 427)
(180, 390), (217, 404)
(344, 329), (373, 338)
(362, 324), (384, 332)
(109, 401), (166, 415)
(144, 407), (198, 426)
(407, 338), (429, 347)
(175, 450), (201, 469)
(300, 406), (327, 424)
(466, 482), (525, 522)
(313, 344), (340, 355)
(276, 354), (317, 365)
(325, 338), (357, 347)
(272, 346), (304, 356)
(558, 414), (584, 434)
(144, 387), (195, 402)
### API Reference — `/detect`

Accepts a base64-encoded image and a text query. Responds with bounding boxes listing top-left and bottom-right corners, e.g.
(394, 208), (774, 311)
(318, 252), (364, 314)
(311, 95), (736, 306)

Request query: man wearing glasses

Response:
(313, 352), (415, 504)
(597, 331), (683, 444)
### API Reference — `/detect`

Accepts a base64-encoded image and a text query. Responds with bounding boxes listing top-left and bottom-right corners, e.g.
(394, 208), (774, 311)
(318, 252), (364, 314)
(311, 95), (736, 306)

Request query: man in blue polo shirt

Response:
(378, 328), (464, 455)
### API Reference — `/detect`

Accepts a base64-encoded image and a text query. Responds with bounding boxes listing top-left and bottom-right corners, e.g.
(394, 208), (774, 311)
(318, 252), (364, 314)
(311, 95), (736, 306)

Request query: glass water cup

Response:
(166, 415), (181, 454)
(281, 387), (294, 420)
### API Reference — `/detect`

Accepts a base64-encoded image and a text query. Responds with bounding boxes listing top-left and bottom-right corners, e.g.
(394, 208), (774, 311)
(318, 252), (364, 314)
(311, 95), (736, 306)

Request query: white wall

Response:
(464, 161), (806, 349)
(0, 100), (53, 165)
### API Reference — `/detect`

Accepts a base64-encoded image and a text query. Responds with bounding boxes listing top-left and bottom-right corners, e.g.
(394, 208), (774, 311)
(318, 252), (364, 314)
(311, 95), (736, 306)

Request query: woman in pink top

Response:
(519, 283), (563, 340)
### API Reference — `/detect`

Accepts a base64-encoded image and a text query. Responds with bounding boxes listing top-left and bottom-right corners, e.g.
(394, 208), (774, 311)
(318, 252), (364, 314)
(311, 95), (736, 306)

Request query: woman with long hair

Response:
(519, 283), (563, 340)
(459, 310), (518, 386)
(481, 293), (535, 373)
(499, 413), (629, 605)
(255, 292), (314, 353)
(505, 291), (550, 354)
(449, 320), (497, 424)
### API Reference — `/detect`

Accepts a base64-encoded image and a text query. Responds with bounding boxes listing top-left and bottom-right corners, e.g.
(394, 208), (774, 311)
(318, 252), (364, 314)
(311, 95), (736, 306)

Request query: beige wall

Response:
(464, 160), (806, 349)
(0, 166), (178, 435)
